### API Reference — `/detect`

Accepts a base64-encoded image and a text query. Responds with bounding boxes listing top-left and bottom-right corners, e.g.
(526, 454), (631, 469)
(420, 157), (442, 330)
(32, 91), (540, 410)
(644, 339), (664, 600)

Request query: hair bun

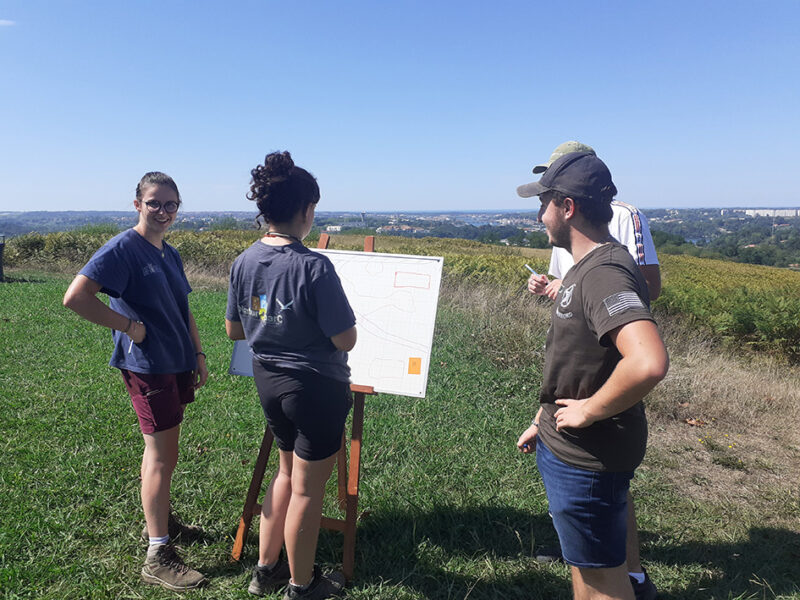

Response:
(247, 150), (319, 227)
(263, 151), (294, 183)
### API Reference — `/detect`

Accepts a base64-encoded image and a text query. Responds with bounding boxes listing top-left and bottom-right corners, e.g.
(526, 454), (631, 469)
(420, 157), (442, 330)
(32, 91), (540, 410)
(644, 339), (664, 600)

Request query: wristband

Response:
(531, 419), (539, 427)
(195, 351), (206, 359)
(124, 318), (133, 334)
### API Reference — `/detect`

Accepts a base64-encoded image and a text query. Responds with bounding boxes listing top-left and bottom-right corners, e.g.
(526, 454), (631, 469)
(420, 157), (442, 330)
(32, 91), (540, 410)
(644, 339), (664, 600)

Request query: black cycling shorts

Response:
(252, 360), (352, 461)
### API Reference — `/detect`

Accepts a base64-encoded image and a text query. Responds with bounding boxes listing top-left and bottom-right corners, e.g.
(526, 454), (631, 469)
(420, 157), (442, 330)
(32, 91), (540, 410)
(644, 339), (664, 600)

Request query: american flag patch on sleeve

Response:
(603, 291), (645, 316)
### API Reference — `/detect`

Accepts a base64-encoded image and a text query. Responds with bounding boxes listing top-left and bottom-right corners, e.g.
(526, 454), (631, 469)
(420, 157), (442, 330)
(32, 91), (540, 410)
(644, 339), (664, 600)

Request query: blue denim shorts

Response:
(536, 440), (632, 568)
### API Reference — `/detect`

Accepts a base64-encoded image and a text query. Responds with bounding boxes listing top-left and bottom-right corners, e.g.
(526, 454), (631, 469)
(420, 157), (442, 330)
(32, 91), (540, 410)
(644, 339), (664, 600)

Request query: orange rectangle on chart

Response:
(408, 357), (421, 375)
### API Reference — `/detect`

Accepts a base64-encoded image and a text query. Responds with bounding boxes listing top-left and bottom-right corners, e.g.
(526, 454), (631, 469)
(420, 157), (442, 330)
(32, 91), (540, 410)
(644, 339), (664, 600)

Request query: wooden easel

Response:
(230, 234), (377, 582)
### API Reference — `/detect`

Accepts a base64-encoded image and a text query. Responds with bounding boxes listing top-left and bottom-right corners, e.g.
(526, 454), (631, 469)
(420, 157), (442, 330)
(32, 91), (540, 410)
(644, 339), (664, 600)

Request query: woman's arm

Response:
(225, 319), (245, 340)
(63, 274), (146, 342)
(188, 310), (208, 388)
(331, 326), (357, 352)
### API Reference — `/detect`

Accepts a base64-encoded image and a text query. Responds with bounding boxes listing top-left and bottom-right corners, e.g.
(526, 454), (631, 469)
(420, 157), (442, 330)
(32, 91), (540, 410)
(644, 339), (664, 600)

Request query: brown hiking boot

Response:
(141, 512), (204, 544)
(141, 543), (207, 591)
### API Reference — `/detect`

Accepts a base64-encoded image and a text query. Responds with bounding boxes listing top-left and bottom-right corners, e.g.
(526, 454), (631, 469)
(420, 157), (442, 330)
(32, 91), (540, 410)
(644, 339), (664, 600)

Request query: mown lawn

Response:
(0, 272), (798, 599)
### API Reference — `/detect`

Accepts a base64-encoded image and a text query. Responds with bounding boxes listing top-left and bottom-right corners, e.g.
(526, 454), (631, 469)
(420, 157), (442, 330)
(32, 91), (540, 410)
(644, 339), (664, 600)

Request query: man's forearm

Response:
(580, 319), (669, 423)
(581, 354), (665, 423)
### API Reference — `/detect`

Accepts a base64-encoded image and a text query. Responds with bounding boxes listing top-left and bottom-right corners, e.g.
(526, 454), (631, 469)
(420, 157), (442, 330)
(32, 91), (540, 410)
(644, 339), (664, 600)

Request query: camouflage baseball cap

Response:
(532, 141), (596, 174)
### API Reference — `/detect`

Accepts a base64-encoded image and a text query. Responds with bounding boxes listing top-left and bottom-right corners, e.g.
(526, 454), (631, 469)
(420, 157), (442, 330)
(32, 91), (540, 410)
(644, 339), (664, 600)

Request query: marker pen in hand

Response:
(524, 264), (538, 276)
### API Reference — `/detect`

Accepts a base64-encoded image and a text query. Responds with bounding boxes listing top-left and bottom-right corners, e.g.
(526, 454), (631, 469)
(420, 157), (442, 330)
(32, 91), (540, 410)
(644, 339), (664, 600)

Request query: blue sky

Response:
(1, 1), (798, 212)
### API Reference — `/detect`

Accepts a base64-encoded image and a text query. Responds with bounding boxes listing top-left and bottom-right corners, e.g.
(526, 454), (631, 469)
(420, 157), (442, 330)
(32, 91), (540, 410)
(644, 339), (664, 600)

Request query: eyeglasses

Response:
(144, 200), (181, 214)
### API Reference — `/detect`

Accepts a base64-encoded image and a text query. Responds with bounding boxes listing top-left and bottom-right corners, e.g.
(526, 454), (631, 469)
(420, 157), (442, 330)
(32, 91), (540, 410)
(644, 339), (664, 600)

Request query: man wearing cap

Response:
(528, 141), (661, 303)
(526, 143), (661, 600)
(516, 152), (669, 600)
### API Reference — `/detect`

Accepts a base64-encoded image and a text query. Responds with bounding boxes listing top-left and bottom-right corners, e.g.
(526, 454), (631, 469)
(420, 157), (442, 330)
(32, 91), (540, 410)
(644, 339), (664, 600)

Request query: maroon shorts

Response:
(120, 370), (195, 434)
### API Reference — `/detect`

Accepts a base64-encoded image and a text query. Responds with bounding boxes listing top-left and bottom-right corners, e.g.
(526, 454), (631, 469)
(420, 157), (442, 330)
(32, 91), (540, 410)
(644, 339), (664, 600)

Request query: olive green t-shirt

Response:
(537, 242), (655, 472)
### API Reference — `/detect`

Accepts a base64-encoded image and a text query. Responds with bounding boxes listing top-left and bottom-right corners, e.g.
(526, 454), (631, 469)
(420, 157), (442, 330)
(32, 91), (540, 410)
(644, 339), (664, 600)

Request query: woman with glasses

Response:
(63, 172), (208, 591)
(226, 151), (356, 599)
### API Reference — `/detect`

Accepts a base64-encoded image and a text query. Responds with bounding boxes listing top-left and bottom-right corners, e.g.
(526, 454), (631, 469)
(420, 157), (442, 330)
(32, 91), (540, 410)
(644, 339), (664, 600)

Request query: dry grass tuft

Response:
(183, 264), (230, 290)
(438, 276), (551, 370)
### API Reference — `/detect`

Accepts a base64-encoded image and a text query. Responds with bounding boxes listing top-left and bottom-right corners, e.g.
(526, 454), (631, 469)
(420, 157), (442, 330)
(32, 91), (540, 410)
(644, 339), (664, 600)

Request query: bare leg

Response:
(258, 450), (294, 565)
(625, 491), (643, 573)
(572, 565), (635, 600)
(141, 425), (180, 539)
(284, 453), (337, 587)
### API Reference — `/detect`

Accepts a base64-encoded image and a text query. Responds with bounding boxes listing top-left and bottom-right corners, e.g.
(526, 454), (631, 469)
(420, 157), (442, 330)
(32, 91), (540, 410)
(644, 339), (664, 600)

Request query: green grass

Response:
(1, 272), (798, 599)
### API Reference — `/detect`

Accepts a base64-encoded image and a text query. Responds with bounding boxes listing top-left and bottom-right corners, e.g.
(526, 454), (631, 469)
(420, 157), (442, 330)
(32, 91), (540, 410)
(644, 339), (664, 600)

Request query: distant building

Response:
(325, 225), (342, 232)
(745, 209), (800, 217)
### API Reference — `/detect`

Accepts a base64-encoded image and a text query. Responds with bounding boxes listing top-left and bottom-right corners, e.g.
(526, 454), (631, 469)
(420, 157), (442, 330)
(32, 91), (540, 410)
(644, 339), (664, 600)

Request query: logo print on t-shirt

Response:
(256, 294), (284, 325)
(603, 291), (644, 317)
(276, 299), (294, 312)
(142, 263), (161, 276)
(560, 284), (576, 309)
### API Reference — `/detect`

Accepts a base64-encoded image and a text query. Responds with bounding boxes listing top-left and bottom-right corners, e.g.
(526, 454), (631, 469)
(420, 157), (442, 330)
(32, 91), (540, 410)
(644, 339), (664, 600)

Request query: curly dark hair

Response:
(247, 151), (320, 226)
(136, 172), (181, 203)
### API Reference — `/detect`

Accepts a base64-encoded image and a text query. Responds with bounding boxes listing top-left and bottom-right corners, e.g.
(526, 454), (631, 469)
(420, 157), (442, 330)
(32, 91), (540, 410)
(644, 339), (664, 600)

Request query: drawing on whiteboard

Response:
(316, 249), (443, 398)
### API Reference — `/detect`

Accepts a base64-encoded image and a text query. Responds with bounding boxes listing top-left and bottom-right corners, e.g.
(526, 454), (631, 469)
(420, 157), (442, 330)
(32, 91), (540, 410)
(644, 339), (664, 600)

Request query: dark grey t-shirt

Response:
(226, 241), (356, 382)
(537, 242), (655, 472)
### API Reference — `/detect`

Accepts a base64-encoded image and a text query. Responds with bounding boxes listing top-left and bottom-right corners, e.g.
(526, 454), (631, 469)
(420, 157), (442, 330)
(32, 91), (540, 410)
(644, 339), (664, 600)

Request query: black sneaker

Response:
(141, 512), (204, 544)
(630, 568), (658, 600)
(141, 543), (207, 591)
(534, 544), (563, 564)
(248, 558), (291, 596)
(283, 565), (345, 599)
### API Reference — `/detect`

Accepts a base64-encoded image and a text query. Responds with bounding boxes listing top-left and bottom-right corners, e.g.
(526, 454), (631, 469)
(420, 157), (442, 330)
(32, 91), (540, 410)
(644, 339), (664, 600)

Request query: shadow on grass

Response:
(645, 525), (800, 599)
(318, 504), (571, 600)
(317, 506), (800, 599)
(0, 275), (47, 283)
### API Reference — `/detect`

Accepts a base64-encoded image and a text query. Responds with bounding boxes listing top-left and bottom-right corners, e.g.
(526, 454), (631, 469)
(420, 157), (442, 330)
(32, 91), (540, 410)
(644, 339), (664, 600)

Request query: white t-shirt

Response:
(548, 200), (659, 279)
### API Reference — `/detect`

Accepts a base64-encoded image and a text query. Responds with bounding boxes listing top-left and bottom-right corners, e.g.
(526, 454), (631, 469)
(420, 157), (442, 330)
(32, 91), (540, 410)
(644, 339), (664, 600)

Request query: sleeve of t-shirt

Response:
(610, 205), (659, 266)
(312, 268), (356, 338)
(581, 263), (654, 343)
(78, 242), (130, 299)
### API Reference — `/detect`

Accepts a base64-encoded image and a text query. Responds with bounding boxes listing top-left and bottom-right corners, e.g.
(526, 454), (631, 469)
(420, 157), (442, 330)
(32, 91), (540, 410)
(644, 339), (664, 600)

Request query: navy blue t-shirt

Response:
(79, 229), (197, 374)
(226, 240), (355, 382)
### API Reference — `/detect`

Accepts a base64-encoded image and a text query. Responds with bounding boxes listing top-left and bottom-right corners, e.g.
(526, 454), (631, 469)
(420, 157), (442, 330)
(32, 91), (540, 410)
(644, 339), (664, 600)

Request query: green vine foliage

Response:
(8, 230), (800, 360)
(657, 254), (800, 360)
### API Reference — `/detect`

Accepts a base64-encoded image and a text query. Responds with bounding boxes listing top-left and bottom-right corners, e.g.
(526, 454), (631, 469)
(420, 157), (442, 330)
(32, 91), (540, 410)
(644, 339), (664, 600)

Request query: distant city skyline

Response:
(1, 1), (799, 212)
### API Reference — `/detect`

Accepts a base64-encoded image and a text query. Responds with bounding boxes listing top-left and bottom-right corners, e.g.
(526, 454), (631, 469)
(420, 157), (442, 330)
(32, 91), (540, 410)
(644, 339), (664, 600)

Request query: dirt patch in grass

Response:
(644, 313), (800, 520)
(645, 424), (800, 519)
